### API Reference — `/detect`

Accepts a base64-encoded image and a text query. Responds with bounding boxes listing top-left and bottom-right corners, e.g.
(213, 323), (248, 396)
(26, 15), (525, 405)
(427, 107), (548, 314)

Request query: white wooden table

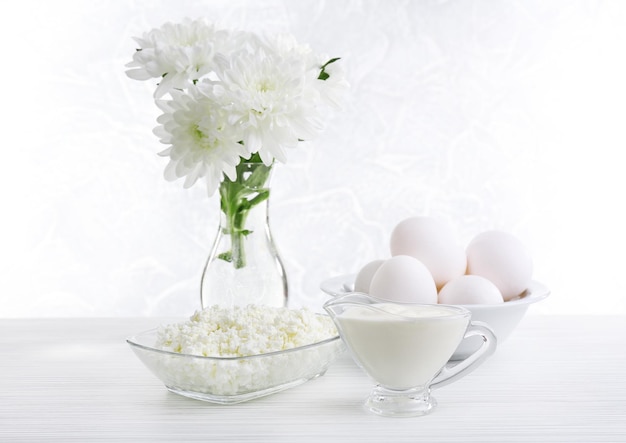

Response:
(1, 315), (625, 442)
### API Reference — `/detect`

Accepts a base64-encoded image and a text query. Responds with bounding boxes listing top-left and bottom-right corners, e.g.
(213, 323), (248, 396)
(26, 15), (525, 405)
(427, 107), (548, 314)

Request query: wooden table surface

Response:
(1, 315), (625, 442)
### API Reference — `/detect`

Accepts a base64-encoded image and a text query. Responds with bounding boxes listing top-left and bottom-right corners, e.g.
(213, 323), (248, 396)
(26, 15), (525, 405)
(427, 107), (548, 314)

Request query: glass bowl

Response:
(321, 274), (549, 360)
(127, 328), (345, 404)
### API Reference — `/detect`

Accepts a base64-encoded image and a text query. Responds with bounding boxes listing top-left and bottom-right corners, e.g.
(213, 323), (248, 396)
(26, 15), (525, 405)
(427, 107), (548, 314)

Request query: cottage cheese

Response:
(156, 305), (338, 357)
(151, 305), (342, 399)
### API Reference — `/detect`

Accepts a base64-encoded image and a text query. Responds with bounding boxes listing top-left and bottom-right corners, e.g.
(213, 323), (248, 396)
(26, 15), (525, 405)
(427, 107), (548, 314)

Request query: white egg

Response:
(369, 255), (438, 304)
(354, 259), (385, 293)
(466, 230), (533, 301)
(438, 275), (504, 305)
(389, 216), (467, 289)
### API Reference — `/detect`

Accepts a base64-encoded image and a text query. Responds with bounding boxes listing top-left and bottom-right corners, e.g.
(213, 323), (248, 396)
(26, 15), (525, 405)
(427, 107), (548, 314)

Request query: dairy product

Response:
(335, 303), (469, 390)
(156, 305), (338, 357)
(148, 305), (342, 397)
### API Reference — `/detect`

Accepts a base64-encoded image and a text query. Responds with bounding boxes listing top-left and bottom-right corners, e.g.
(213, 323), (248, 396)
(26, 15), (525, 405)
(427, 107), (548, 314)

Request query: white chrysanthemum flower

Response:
(153, 82), (249, 195)
(213, 41), (326, 165)
(126, 18), (230, 98)
(255, 31), (348, 113)
(127, 20), (349, 195)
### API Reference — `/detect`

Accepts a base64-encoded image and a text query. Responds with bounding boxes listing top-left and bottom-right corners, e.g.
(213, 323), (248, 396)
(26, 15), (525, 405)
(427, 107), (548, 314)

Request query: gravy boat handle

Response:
(431, 321), (497, 389)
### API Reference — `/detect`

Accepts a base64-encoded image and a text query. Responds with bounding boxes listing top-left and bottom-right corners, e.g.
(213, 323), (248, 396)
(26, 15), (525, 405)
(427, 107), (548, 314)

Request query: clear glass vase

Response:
(200, 161), (288, 309)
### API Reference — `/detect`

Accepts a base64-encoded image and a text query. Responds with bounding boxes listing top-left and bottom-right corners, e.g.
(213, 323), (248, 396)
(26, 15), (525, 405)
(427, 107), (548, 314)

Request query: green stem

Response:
(230, 203), (250, 269)
(218, 158), (272, 269)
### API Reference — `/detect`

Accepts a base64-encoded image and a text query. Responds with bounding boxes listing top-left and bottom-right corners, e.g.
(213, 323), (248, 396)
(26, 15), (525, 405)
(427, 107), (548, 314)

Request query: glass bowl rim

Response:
(126, 328), (341, 362)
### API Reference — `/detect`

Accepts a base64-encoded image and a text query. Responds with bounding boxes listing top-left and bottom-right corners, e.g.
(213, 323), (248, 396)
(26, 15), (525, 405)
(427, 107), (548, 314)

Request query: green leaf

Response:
(318, 57), (341, 81)
(218, 251), (233, 262)
(246, 152), (263, 163)
(244, 165), (272, 190)
(247, 189), (270, 207)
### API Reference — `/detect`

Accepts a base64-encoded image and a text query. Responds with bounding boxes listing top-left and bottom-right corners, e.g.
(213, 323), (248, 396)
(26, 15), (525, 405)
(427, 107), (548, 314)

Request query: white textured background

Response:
(2, 0), (625, 317)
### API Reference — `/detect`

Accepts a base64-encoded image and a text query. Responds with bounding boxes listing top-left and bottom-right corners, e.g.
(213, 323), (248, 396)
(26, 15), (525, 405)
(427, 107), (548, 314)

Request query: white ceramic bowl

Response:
(320, 274), (550, 360)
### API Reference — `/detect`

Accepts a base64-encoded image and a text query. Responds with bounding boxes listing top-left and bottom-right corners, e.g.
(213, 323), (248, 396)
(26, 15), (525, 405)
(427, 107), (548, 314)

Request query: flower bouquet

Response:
(126, 19), (347, 307)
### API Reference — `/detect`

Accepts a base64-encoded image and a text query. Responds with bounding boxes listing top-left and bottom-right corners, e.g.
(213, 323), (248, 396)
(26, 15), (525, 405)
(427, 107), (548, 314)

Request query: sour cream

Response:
(335, 303), (470, 390)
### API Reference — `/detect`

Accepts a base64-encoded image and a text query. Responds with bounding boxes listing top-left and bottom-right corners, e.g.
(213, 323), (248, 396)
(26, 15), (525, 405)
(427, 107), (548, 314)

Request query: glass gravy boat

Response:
(324, 293), (497, 417)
